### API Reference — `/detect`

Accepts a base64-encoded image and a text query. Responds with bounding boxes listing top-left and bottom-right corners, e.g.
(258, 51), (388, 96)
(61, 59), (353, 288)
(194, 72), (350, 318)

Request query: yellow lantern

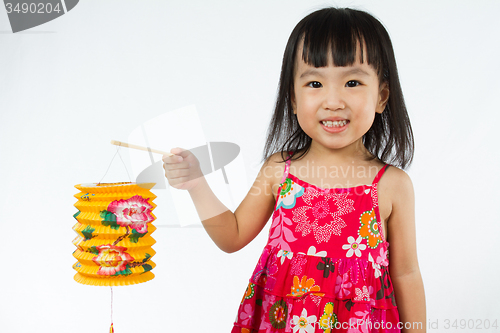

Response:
(72, 182), (157, 286)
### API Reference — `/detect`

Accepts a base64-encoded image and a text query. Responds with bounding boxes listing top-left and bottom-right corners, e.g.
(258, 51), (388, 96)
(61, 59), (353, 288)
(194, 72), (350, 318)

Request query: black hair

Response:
(263, 7), (414, 169)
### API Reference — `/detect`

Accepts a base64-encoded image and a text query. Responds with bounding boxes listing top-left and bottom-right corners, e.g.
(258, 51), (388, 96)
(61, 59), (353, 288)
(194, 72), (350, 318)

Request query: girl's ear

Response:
(376, 82), (390, 114)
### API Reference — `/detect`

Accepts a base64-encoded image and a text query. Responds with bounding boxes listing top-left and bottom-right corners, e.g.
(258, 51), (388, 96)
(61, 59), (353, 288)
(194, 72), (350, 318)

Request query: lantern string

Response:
(98, 146), (132, 185)
(110, 286), (114, 333)
(117, 147), (132, 182)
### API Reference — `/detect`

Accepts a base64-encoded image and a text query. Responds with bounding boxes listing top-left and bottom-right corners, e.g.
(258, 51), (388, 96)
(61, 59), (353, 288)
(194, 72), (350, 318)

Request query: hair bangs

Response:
(300, 9), (385, 79)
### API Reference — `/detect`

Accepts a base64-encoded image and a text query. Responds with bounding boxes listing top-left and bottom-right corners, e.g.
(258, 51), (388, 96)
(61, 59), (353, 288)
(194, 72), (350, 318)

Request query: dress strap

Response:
(280, 151), (293, 183)
(372, 164), (390, 186)
(371, 164), (390, 243)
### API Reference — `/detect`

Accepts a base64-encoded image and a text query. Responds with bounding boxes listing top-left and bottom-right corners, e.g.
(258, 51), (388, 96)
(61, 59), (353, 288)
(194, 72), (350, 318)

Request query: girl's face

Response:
(292, 44), (389, 156)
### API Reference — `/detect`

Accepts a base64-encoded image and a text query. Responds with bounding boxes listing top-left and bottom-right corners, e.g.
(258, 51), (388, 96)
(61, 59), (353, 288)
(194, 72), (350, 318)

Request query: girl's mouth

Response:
(320, 119), (349, 133)
(321, 120), (348, 127)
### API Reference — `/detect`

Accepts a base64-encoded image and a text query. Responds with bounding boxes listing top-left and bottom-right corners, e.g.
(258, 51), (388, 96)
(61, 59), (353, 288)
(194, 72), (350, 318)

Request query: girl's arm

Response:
(383, 168), (426, 332)
(163, 148), (280, 253)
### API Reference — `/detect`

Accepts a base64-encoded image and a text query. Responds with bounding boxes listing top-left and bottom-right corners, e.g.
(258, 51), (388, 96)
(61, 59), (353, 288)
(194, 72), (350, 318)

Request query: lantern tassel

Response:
(110, 323), (114, 333)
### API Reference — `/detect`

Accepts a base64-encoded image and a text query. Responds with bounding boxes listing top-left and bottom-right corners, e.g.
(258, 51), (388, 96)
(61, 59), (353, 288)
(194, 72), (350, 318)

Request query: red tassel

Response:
(110, 323), (114, 333)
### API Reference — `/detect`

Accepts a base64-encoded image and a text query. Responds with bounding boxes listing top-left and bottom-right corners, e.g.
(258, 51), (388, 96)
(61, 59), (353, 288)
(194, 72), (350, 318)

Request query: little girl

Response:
(164, 7), (425, 333)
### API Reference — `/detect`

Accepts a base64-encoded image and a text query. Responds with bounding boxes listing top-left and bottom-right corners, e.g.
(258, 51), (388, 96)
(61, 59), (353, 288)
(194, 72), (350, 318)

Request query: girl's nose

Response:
(322, 89), (345, 111)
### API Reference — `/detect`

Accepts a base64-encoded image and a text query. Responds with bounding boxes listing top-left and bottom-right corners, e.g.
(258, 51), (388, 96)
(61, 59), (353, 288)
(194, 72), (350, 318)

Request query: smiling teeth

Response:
(322, 120), (348, 127)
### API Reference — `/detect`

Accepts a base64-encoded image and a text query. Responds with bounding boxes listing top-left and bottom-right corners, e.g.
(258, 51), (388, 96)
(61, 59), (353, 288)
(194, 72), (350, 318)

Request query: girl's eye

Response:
(346, 80), (360, 88)
(307, 81), (323, 88)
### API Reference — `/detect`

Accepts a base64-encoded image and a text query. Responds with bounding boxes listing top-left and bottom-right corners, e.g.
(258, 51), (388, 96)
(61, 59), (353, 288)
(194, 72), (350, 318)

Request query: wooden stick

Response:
(110, 140), (173, 156)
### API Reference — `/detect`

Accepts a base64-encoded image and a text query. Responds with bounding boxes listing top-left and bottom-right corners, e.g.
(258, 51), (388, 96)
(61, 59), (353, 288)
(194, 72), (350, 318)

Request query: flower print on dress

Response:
(241, 283), (255, 304)
(353, 285), (371, 302)
(290, 254), (307, 276)
(368, 253), (382, 278)
(265, 251), (279, 290)
(336, 258), (367, 286)
(284, 300), (294, 333)
(252, 247), (278, 290)
(292, 308), (317, 333)
(335, 273), (352, 298)
(259, 319), (273, 333)
(358, 209), (382, 249)
(347, 310), (371, 333)
(352, 259), (369, 284)
(317, 257), (335, 278)
(259, 294), (277, 332)
(287, 276), (325, 297)
(309, 294), (323, 307)
(107, 195), (154, 233)
(276, 178), (305, 210)
(268, 207), (297, 252)
(277, 249), (293, 264)
(293, 187), (354, 244)
(354, 285), (376, 306)
(375, 269), (397, 306)
(239, 304), (255, 326)
(268, 300), (288, 329)
(298, 246), (327, 257)
(319, 302), (338, 333)
(376, 247), (389, 266)
(252, 246), (271, 282)
(342, 236), (367, 258)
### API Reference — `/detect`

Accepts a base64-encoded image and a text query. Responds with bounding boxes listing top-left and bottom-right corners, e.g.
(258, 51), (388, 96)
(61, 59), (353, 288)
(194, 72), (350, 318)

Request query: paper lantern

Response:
(72, 182), (157, 286)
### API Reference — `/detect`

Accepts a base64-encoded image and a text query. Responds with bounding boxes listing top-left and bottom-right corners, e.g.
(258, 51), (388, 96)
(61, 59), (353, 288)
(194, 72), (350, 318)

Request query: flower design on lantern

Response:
(107, 195), (154, 233)
(73, 182), (157, 286)
(92, 244), (135, 276)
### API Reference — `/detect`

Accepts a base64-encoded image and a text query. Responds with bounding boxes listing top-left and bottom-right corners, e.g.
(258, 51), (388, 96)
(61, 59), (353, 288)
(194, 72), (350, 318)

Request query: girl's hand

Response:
(163, 147), (204, 191)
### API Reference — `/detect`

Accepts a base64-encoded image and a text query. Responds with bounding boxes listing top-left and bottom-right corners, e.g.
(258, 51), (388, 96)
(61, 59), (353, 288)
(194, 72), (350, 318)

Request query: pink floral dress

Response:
(231, 155), (400, 333)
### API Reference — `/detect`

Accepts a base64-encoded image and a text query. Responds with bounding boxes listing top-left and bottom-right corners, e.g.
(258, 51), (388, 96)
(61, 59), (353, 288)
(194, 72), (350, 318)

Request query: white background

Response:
(1, 0), (500, 332)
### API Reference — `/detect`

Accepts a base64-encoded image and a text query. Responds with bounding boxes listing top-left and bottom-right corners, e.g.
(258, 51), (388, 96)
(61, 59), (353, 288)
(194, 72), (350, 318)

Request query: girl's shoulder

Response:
(378, 165), (414, 223)
(380, 164), (413, 194)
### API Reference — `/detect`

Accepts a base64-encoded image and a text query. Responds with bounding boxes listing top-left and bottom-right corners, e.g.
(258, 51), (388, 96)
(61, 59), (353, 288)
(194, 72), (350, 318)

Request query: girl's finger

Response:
(164, 168), (191, 179)
(163, 162), (190, 173)
(163, 154), (183, 163)
(171, 147), (195, 160)
(169, 147), (186, 156)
